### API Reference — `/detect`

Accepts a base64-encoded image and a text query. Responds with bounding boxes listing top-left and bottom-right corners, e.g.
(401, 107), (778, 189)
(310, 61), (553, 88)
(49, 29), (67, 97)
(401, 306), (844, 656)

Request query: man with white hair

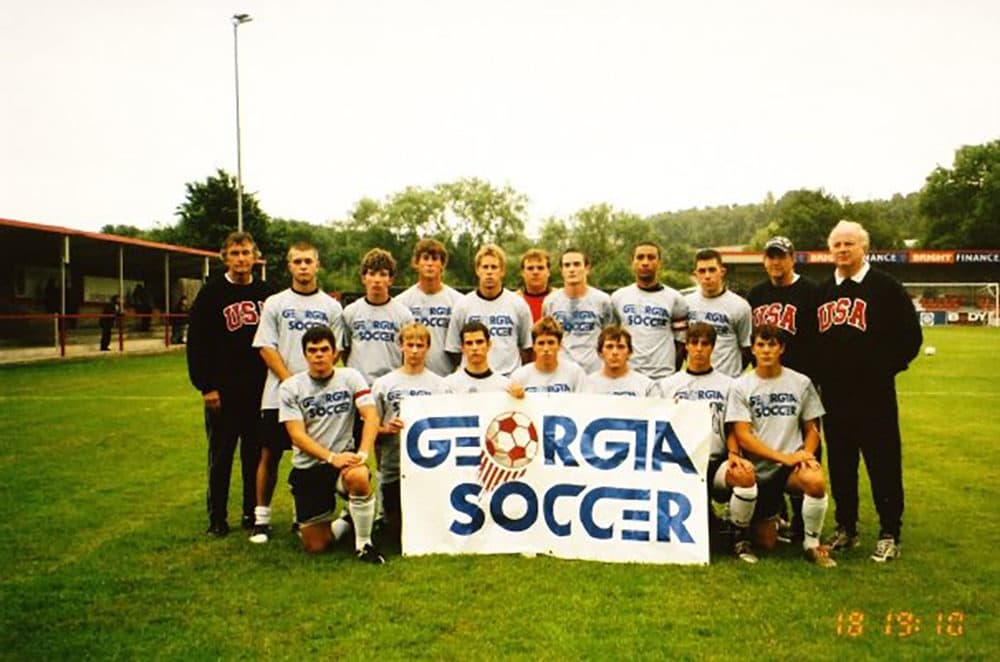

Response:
(816, 220), (922, 563)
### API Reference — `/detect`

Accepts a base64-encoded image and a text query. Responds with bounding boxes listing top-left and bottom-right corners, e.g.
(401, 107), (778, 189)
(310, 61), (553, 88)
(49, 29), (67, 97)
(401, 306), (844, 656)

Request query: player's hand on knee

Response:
(202, 390), (222, 411)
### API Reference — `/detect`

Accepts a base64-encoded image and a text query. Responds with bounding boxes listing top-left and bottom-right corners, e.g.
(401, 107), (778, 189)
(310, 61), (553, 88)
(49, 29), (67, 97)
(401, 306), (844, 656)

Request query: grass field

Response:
(1, 327), (997, 660)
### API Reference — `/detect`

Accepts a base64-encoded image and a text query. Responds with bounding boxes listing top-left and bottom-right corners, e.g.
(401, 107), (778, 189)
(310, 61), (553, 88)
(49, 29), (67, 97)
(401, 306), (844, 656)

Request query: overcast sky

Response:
(2, 0), (998, 235)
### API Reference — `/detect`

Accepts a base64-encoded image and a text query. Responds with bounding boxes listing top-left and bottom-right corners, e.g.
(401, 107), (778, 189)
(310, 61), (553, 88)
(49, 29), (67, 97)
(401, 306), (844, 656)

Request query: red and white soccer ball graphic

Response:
(483, 411), (539, 469)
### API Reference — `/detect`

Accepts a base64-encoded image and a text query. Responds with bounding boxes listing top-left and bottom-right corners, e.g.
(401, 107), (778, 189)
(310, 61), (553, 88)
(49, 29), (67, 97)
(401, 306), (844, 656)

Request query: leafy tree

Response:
(751, 189), (844, 250)
(99, 224), (148, 239)
(174, 169), (270, 253)
(920, 140), (1000, 248)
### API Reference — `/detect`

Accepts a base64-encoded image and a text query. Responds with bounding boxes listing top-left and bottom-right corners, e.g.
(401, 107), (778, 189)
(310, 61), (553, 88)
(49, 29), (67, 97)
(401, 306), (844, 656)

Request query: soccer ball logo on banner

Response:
(478, 411), (539, 491)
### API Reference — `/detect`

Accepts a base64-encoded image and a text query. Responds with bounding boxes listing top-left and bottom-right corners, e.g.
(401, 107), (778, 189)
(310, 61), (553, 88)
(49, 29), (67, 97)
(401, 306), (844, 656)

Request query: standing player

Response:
(746, 236), (821, 543)
(817, 220), (922, 562)
(542, 248), (614, 374)
(446, 244), (533, 376)
(443, 321), (513, 394)
(726, 325), (835, 568)
(396, 239), (463, 377)
(510, 317), (587, 394)
(685, 249), (752, 378)
(516, 248), (552, 322)
(610, 241), (688, 379)
(584, 325), (658, 397)
(747, 236), (820, 381)
(341, 248), (414, 385)
(658, 322), (757, 562)
(186, 231), (270, 536)
(278, 326), (384, 562)
(249, 241), (345, 544)
(370, 323), (450, 547)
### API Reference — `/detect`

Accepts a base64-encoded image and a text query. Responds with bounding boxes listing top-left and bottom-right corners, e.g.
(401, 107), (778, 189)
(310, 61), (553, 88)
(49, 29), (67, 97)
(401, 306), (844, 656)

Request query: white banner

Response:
(400, 393), (712, 565)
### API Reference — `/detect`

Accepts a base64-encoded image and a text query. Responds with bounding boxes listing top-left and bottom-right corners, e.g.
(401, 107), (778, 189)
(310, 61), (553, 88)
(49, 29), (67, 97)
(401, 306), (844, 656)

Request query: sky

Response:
(2, 0), (998, 236)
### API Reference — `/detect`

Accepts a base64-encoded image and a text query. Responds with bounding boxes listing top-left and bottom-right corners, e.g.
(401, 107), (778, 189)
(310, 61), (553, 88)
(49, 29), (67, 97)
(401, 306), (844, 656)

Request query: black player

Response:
(817, 220), (922, 562)
(186, 231), (270, 536)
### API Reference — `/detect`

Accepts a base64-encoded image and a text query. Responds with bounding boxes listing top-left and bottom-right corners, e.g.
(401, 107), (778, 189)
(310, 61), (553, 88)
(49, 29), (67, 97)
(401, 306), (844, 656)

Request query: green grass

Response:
(1, 327), (997, 660)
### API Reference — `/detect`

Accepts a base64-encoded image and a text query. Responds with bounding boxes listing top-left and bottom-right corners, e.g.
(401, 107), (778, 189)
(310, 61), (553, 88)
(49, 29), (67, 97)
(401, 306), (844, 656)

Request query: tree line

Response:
(102, 140), (999, 292)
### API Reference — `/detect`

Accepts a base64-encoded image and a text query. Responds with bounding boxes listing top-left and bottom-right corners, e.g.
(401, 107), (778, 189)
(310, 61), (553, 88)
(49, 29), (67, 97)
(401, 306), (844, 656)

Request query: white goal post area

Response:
(905, 282), (999, 328)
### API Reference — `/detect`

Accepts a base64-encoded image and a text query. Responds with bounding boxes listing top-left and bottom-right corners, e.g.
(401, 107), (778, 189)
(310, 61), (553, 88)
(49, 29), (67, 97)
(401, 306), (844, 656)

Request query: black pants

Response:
(824, 384), (904, 541)
(99, 325), (113, 350)
(204, 388), (262, 525)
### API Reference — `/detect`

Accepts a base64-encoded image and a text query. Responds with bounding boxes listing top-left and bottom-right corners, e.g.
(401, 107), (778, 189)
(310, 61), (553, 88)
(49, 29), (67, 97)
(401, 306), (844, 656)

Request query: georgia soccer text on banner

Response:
(400, 393), (712, 565)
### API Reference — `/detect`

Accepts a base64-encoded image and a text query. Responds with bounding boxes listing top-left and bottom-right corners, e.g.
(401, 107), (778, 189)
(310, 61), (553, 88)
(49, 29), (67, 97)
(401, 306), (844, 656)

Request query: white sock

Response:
(331, 514), (352, 541)
(349, 494), (376, 551)
(254, 505), (271, 526)
(801, 494), (828, 550)
(729, 484), (757, 529)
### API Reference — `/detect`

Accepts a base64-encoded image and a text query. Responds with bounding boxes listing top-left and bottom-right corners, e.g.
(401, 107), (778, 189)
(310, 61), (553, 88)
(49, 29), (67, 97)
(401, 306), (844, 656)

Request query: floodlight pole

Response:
(232, 13), (252, 233)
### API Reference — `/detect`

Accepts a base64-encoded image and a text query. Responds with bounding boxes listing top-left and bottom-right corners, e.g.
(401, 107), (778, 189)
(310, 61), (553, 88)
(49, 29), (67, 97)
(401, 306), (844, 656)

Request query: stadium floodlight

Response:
(232, 13), (253, 233)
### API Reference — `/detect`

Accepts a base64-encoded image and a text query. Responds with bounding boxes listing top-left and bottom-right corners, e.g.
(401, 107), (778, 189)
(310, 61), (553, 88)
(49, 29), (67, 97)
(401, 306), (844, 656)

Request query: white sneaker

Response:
(871, 537), (900, 563)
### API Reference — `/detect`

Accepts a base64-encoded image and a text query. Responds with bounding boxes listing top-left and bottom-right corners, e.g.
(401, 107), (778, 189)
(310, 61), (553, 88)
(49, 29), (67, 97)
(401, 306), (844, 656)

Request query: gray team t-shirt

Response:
(725, 367), (825, 480)
(542, 287), (615, 374)
(253, 288), (345, 409)
(584, 370), (659, 398)
(445, 289), (533, 376)
(510, 361), (587, 394)
(684, 289), (752, 378)
(278, 368), (374, 469)
(659, 369), (735, 458)
(396, 284), (463, 377)
(342, 297), (414, 384)
(371, 369), (450, 483)
(610, 284), (689, 379)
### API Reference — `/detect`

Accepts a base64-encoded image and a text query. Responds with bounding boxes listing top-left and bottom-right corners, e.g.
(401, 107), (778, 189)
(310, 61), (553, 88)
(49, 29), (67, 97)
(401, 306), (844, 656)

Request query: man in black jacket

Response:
(187, 232), (270, 536)
(817, 220), (922, 562)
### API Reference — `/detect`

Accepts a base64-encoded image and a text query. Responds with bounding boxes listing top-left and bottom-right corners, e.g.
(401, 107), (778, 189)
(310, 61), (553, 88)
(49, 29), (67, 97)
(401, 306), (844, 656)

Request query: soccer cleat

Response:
(776, 516), (793, 544)
(871, 537), (901, 563)
(826, 528), (860, 551)
(356, 543), (386, 565)
(206, 521), (230, 537)
(733, 539), (758, 564)
(804, 545), (837, 568)
(240, 514), (255, 531)
(248, 524), (272, 544)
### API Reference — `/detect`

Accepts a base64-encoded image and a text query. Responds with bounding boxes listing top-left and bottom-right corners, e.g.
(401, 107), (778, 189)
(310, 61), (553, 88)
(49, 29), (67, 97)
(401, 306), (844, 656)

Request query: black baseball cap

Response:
(764, 236), (794, 255)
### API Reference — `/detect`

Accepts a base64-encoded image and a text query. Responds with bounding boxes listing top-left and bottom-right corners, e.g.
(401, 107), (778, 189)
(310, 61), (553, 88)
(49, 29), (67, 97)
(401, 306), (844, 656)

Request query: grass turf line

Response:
(0, 328), (997, 660)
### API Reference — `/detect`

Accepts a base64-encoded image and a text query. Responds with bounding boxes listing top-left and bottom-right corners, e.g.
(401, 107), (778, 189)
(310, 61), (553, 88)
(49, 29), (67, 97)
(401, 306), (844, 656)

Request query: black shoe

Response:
(206, 521), (230, 537)
(290, 521), (300, 535)
(356, 543), (386, 565)
(241, 514), (254, 531)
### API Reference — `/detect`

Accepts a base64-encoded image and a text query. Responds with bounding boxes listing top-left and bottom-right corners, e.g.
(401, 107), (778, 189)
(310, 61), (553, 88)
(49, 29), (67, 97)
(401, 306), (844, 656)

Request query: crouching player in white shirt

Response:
(584, 325), (659, 397)
(658, 322), (758, 563)
(726, 323), (835, 568)
(278, 325), (385, 563)
(510, 316), (587, 394)
(371, 322), (450, 548)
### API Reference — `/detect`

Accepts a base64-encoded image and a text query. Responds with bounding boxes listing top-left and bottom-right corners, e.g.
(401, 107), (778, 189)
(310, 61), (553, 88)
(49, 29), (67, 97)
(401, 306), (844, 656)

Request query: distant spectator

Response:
(171, 295), (189, 345)
(100, 295), (122, 351)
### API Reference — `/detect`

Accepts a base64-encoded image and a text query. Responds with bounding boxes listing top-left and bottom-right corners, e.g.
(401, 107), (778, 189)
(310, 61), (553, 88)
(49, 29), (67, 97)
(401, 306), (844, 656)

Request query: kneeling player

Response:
(371, 322), (450, 548)
(659, 322), (758, 562)
(279, 326), (384, 563)
(510, 316), (587, 394)
(726, 324), (834, 568)
(584, 325), (659, 397)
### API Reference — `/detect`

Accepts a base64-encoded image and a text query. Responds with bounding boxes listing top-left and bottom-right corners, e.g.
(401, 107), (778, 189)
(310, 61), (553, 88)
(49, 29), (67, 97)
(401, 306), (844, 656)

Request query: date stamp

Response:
(836, 611), (965, 637)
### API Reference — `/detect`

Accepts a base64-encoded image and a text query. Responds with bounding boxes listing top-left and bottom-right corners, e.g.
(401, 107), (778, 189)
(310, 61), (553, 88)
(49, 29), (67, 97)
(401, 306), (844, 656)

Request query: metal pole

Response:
(232, 13), (252, 233)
